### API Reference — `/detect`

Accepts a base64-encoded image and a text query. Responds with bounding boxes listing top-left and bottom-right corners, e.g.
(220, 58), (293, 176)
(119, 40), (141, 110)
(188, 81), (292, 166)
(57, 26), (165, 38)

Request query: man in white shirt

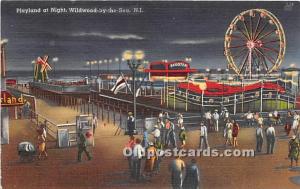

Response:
(199, 122), (209, 150)
(266, 125), (276, 154)
(256, 124), (264, 152)
(212, 110), (220, 132)
(205, 111), (212, 131)
(132, 138), (145, 180)
(245, 111), (254, 126)
(92, 113), (98, 135)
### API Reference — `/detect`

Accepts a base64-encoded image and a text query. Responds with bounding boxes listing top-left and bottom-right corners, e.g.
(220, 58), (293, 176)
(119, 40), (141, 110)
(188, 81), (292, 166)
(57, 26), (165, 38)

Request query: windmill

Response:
(33, 55), (52, 82)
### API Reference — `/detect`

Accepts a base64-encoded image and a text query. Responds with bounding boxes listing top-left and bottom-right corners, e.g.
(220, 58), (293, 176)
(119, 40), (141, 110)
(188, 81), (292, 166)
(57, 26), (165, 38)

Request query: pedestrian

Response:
(204, 111), (212, 131)
(127, 112), (135, 136)
(245, 111), (254, 127)
(179, 127), (187, 148)
(178, 113), (184, 128)
(183, 159), (200, 189)
(158, 119), (166, 146)
(144, 142), (157, 177)
(224, 120), (232, 146)
(232, 120), (240, 148)
(273, 110), (281, 125)
(166, 120), (177, 149)
(152, 125), (161, 144)
(125, 135), (136, 178)
(154, 141), (163, 174)
(285, 111), (293, 136)
(292, 111), (299, 135)
(132, 138), (145, 181)
(41, 121), (47, 139)
(199, 122), (209, 150)
(142, 127), (149, 148)
(256, 124), (264, 153)
(159, 111), (164, 122)
(164, 112), (170, 123)
(212, 109), (219, 132)
(221, 108), (230, 123)
(37, 132), (47, 160)
(266, 124), (276, 154)
(169, 156), (185, 189)
(257, 114), (264, 126)
(92, 113), (98, 135)
(288, 135), (299, 168)
(77, 129), (92, 162)
(225, 124), (233, 146)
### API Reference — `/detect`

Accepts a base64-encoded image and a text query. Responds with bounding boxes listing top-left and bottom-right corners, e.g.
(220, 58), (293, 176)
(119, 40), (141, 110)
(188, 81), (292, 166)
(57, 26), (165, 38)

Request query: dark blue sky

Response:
(1, 1), (300, 71)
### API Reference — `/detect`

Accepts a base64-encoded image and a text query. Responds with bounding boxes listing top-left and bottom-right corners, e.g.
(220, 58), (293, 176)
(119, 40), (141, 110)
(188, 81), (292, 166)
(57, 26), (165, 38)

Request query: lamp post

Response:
(108, 59), (112, 74)
(52, 57), (58, 77)
(98, 60), (102, 77)
(31, 60), (35, 81)
(122, 50), (145, 129)
(86, 61), (91, 79)
(115, 57), (120, 74)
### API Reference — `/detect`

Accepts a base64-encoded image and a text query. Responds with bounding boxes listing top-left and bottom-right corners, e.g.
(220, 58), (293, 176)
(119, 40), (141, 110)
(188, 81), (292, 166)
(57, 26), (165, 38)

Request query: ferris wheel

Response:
(224, 9), (286, 78)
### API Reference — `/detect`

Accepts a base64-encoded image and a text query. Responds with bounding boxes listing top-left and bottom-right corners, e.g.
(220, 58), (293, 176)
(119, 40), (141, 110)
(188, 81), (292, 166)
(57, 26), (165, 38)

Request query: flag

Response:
(111, 75), (127, 94)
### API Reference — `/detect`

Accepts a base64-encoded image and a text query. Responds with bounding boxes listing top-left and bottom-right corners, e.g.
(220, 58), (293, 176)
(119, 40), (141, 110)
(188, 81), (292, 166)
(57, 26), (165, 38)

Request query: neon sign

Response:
(1, 91), (25, 107)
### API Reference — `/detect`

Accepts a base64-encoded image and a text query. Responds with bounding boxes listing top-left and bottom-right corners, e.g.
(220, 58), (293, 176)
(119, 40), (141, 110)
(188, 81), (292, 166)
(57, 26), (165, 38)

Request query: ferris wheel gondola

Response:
(224, 9), (286, 78)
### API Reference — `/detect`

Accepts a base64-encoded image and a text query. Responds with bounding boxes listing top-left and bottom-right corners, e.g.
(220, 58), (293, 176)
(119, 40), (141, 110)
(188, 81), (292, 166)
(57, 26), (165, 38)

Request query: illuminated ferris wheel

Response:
(224, 9), (286, 78)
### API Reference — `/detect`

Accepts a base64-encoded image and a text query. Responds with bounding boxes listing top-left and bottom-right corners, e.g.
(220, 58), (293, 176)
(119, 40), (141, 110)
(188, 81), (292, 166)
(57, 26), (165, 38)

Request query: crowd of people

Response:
(125, 111), (200, 188)
(124, 108), (300, 188)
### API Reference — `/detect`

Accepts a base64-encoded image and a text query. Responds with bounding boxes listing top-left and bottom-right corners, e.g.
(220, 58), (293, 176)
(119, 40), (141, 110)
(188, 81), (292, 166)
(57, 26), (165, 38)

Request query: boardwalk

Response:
(1, 98), (300, 189)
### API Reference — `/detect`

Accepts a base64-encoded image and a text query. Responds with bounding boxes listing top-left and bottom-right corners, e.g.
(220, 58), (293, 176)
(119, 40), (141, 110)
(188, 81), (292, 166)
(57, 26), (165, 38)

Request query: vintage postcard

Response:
(1, 1), (300, 189)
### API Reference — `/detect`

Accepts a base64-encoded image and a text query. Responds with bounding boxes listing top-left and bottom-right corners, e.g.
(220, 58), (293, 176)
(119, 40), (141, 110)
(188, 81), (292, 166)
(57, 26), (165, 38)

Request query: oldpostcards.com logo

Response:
(123, 147), (255, 159)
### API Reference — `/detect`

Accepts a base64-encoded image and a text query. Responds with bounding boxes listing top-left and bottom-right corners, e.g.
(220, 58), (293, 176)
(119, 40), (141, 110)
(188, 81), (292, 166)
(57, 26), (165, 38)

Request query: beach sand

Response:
(1, 98), (300, 189)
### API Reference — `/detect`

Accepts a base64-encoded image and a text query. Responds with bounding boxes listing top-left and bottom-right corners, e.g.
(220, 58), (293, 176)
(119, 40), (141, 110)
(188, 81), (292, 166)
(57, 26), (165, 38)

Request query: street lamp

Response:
(115, 57), (121, 74)
(31, 60), (36, 81)
(108, 59), (112, 74)
(98, 60), (102, 76)
(122, 50), (145, 130)
(86, 61), (91, 79)
(185, 57), (192, 62)
(52, 57), (58, 77)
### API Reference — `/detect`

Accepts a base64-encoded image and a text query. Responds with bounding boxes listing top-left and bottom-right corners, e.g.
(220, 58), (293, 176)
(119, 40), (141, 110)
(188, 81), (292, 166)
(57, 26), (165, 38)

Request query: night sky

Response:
(1, 1), (300, 71)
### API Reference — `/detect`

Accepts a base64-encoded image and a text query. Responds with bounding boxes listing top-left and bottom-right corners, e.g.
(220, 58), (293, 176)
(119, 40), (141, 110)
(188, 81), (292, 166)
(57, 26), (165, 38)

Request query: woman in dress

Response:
(144, 142), (157, 177)
(285, 111), (293, 136)
(224, 120), (233, 146)
(37, 133), (47, 160)
(232, 120), (240, 148)
(292, 111), (299, 135)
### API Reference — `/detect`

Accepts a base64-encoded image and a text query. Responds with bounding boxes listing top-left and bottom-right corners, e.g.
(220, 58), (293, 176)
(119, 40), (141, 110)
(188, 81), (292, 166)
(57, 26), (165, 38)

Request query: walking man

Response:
(288, 135), (299, 168)
(158, 119), (166, 146)
(256, 124), (264, 152)
(92, 113), (98, 135)
(127, 112), (135, 136)
(166, 120), (177, 149)
(132, 138), (145, 181)
(183, 159), (200, 189)
(212, 110), (219, 132)
(179, 127), (187, 148)
(177, 113), (184, 128)
(199, 122), (209, 150)
(169, 156), (185, 189)
(77, 130), (92, 162)
(266, 124), (276, 154)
